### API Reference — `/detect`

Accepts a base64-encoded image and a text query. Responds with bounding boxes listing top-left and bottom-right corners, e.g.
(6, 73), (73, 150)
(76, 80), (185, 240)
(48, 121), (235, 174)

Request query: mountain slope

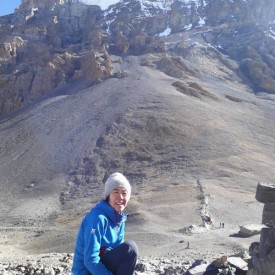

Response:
(1, 52), (275, 258)
(0, 0), (275, 261)
(1, 0), (275, 115)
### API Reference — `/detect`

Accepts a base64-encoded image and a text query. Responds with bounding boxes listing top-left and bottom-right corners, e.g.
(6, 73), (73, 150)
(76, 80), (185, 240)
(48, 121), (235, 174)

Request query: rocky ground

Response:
(0, 250), (255, 275)
(0, 252), (200, 275)
(0, 253), (204, 275)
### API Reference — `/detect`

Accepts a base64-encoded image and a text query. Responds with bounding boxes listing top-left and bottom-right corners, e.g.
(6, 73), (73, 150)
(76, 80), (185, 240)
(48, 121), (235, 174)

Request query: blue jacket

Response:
(72, 201), (127, 275)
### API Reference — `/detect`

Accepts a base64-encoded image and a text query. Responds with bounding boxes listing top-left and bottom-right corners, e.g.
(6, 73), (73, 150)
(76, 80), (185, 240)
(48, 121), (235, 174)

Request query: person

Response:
(72, 172), (138, 275)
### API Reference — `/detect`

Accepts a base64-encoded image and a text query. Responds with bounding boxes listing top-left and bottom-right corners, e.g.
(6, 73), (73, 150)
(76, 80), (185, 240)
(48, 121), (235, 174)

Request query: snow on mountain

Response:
(80, 0), (202, 11)
(80, 0), (120, 10)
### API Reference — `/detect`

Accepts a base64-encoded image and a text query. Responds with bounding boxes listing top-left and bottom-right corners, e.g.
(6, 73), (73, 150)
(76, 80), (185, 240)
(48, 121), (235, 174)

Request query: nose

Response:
(118, 192), (124, 199)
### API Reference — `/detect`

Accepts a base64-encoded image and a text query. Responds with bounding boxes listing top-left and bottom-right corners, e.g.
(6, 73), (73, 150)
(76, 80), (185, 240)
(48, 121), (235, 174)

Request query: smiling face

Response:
(108, 187), (130, 212)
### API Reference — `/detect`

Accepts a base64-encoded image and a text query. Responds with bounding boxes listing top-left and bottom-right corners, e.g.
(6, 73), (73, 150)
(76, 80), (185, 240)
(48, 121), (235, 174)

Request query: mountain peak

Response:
(0, 0), (275, 115)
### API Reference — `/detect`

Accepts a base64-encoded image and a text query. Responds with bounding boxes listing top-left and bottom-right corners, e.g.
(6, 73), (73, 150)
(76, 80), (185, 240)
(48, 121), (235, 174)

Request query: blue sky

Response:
(0, 0), (21, 16)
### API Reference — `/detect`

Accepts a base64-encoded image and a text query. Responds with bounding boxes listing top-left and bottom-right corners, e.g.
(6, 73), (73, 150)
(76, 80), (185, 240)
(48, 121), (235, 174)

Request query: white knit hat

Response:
(104, 172), (131, 198)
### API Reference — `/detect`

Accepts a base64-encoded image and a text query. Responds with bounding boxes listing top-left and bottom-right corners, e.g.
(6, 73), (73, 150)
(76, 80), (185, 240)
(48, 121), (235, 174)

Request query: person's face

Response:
(108, 187), (130, 212)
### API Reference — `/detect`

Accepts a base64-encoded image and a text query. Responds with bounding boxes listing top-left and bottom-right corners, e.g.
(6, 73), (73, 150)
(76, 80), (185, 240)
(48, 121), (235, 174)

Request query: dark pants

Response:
(88, 241), (139, 275)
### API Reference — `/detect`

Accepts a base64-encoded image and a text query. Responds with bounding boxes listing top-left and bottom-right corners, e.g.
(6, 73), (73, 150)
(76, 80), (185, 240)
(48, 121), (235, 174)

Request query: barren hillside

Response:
(0, 52), (275, 261)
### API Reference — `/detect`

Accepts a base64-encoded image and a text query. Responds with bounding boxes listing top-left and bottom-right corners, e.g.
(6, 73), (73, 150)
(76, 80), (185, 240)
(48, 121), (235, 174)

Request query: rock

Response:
(248, 249), (275, 275)
(156, 56), (187, 78)
(258, 228), (275, 258)
(18, 0), (65, 13)
(186, 260), (210, 275)
(247, 183), (275, 275)
(249, 242), (260, 257)
(241, 59), (275, 94)
(80, 49), (113, 84)
(186, 263), (211, 275)
(135, 262), (147, 272)
(0, 253), (74, 275)
(1, 0), (275, 116)
(172, 81), (217, 100)
(256, 182), (275, 203)
(238, 224), (265, 237)
(211, 255), (228, 268)
(262, 203), (275, 227)
(227, 257), (248, 271)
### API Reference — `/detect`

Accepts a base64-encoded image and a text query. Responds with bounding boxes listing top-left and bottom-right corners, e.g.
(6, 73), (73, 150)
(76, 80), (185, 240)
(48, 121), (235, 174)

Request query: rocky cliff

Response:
(0, 0), (275, 115)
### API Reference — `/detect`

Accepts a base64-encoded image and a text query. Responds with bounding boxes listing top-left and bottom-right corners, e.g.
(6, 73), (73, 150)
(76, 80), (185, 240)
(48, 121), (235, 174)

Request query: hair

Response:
(104, 196), (109, 203)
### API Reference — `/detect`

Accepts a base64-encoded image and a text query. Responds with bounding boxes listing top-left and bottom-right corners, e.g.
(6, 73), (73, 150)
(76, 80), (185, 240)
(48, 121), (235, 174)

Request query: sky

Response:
(0, 0), (21, 16)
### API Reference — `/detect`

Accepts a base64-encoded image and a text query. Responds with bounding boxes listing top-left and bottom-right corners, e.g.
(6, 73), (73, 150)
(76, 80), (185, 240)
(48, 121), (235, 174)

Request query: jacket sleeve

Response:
(117, 220), (125, 245)
(83, 212), (113, 275)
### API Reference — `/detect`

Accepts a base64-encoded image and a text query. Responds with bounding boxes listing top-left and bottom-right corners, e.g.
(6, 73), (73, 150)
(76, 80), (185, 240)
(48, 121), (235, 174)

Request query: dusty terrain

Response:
(0, 52), (275, 273)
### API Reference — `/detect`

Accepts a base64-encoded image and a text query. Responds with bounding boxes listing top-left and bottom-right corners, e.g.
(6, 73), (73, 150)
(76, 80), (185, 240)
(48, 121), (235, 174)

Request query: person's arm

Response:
(116, 219), (125, 245)
(83, 213), (113, 275)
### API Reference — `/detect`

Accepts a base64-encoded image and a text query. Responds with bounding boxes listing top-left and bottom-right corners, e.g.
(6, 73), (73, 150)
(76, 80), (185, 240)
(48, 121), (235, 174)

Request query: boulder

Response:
(186, 263), (209, 275)
(256, 182), (275, 204)
(259, 228), (275, 258)
(227, 257), (248, 271)
(262, 203), (275, 227)
(238, 224), (265, 237)
(211, 255), (228, 268)
(248, 249), (275, 275)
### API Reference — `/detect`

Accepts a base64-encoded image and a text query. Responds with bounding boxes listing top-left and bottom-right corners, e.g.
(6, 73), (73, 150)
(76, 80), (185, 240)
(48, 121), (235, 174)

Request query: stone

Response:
(241, 59), (275, 94)
(259, 228), (275, 258)
(262, 203), (275, 227)
(249, 242), (260, 256)
(1, 0), (275, 117)
(135, 262), (147, 272)
(227, 257), (248, 271)
(248, 249), (275, 275)
(186, 260), (212, 275)
(211, 255), (228, 268)
(256, 182), (275, 204)
(238, 224), (265, 237)
(186, 263), (209, 275)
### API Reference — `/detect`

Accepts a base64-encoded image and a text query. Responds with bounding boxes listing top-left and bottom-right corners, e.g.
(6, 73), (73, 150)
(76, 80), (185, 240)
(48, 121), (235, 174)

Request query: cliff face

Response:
(0, 0), (275, 115)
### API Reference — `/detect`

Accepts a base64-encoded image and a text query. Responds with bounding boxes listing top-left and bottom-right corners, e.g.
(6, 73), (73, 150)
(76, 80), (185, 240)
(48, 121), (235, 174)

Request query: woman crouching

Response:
(72, 172), (138, 275)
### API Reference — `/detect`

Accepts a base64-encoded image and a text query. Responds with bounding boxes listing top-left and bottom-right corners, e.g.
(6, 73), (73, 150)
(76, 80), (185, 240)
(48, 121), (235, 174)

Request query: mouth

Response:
(115, 202), (125, 208)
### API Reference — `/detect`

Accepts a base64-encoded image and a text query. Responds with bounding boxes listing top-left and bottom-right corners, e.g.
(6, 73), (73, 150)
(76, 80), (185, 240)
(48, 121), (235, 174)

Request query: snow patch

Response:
(80, 0), (203, 11)
(80, 0), (121, 10)
(158, 27), (172, 37)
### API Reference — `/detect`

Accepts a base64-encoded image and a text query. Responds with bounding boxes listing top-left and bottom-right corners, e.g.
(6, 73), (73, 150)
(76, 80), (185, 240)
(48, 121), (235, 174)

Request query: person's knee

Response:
(125, 240), (139, 257)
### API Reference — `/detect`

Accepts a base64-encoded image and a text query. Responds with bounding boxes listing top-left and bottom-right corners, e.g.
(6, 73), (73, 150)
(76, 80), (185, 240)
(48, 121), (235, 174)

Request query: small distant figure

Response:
(222, 223), (225, 228)
(186, 241), (190, 249)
